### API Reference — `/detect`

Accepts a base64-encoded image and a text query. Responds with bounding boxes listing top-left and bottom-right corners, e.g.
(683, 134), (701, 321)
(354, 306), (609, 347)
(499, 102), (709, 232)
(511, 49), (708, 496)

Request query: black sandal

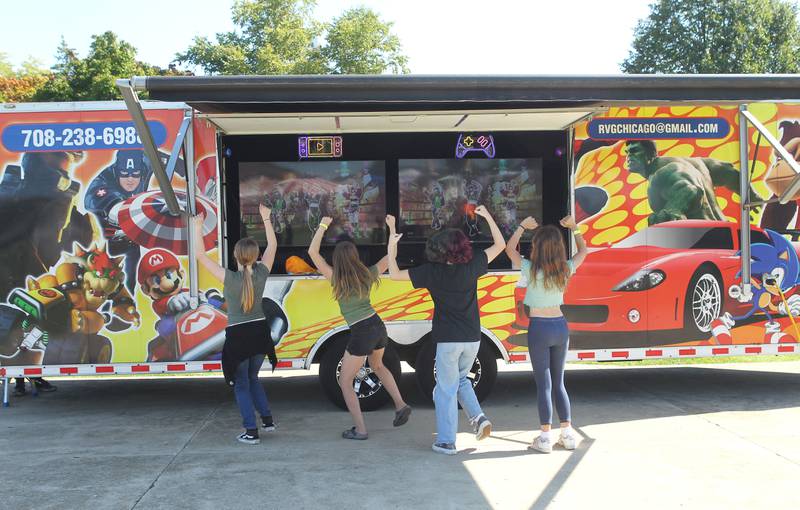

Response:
(342, 427), (368, 440)
(393, 405), (412, 427)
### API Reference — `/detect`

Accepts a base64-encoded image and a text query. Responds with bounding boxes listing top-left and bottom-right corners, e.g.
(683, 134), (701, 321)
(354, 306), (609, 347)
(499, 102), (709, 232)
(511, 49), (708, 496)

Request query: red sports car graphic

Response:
(550, 220), (790, 348)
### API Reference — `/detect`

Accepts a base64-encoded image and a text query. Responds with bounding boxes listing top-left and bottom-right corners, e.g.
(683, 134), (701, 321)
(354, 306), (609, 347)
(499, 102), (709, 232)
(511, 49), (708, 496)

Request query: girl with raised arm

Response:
(505, 215), (588, 453)
(192, 204), (278, 445)
(308, 215), (411, 440)
(388, 205), (505, 455)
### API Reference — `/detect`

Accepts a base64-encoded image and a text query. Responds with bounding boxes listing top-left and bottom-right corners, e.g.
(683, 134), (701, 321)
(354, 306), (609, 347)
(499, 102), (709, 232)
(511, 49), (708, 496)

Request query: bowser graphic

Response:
(137, 248), (226, 362)
(0, 243), (139, 365)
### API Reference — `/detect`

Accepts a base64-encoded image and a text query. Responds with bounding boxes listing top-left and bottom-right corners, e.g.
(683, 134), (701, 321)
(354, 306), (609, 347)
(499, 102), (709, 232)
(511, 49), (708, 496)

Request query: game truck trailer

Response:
(2, 75), (800, 409)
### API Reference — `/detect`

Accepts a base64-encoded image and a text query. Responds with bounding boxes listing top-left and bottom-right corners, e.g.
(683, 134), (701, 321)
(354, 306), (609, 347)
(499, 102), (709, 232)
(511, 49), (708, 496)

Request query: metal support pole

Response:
(166, 116), (192, 181)
(183, 110), (200, 309)
(116, 78), (182, 215)
(567, 126), (576, 255)
(738, 105), (752, 299)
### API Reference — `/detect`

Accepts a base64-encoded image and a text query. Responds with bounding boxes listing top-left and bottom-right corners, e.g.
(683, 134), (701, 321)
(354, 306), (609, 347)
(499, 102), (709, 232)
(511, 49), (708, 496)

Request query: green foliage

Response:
(34, 33), (158, 101)
(176, 0), (408, 75)
(321, 8), (408, 74)
(622, 0), (800, 73)
(0, 52), (13, 77)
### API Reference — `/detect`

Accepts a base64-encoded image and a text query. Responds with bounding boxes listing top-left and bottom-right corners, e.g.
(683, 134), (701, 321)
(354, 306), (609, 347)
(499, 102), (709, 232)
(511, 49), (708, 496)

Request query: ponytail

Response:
(241, 264), (255, 313)
(233, 237), (260, 313)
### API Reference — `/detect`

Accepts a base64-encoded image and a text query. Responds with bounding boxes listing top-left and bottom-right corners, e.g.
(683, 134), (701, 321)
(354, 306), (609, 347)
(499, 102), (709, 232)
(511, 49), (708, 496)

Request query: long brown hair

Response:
(233, 237), (260, 313)
(331, 241), (378, 301)
(528, 225), (570, 291)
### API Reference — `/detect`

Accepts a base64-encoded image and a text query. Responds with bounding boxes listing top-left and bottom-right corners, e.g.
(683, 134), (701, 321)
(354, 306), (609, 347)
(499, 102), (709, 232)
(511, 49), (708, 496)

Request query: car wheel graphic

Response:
(684, 268), (723, 338)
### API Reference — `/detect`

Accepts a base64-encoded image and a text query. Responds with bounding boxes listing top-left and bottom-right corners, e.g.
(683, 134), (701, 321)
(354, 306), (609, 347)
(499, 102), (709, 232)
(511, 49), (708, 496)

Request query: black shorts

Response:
(346, 314), (388, 356)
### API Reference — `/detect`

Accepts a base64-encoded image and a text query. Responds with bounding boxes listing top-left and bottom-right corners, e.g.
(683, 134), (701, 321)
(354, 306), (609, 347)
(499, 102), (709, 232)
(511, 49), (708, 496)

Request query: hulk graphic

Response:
(625, 140), (759, 225)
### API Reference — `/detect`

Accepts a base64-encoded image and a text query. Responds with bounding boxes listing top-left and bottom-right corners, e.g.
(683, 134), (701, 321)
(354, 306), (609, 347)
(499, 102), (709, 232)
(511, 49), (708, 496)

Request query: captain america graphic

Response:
(85, 150), (153, 293)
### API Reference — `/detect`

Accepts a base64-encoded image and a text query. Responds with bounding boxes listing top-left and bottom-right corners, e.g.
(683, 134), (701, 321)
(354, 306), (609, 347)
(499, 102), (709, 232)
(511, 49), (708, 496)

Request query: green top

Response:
(520, 259), (575, 308)
(224, 263), (270, 326)
(337, 265), (379, 325)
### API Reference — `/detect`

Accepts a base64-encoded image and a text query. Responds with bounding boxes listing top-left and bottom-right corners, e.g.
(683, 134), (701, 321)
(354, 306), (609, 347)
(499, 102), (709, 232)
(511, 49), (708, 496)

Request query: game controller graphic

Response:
(455, 134), (495, 159)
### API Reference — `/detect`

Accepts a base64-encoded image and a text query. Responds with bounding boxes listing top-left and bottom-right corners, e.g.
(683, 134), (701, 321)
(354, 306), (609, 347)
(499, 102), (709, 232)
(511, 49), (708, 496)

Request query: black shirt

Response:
(408, 251), (488, 343)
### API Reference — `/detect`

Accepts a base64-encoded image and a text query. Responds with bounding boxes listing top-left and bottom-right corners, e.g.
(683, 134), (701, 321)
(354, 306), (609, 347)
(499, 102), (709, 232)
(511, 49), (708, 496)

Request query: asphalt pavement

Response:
(2, 361), (799, 510)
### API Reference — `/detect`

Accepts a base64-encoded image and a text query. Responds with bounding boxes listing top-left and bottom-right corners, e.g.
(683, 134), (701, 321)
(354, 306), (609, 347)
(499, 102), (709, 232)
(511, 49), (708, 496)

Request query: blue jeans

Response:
(527, 317), (571, 425)
(433, 341), (484, 445)
(234, 354), (272, 430)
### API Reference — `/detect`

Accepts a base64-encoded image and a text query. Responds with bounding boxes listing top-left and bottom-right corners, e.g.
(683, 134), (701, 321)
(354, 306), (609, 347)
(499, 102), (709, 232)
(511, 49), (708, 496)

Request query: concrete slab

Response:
(2, 361), (799, 509)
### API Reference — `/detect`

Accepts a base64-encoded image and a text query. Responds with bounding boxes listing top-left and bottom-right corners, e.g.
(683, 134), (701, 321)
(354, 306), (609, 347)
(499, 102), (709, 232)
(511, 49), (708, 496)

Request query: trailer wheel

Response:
(683, 267), (723, 338)
(414, 339), (498, 403)
(319, 336), (402, 412)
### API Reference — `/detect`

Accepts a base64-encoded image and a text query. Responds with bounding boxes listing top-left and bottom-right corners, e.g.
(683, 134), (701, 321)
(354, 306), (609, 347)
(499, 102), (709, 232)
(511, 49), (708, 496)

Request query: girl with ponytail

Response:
(193, 203), (278, 445)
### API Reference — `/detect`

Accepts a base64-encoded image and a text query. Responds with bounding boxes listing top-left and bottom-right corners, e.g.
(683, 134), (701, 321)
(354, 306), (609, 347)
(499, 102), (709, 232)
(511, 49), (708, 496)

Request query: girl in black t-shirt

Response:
(388, 205), (506, 455)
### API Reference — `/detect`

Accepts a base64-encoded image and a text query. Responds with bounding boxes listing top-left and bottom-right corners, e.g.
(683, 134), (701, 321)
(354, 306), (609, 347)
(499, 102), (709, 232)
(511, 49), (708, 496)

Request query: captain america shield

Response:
(117, 190), (217, 255)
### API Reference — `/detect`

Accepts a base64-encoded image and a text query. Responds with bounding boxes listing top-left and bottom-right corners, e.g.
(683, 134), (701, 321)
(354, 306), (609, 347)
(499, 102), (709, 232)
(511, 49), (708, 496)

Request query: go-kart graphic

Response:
(147, 302), (228, 362)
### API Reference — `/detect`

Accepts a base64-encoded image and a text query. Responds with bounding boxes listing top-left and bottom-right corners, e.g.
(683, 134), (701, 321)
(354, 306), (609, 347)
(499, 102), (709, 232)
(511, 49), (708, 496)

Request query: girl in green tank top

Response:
(308, 215), (411, 440)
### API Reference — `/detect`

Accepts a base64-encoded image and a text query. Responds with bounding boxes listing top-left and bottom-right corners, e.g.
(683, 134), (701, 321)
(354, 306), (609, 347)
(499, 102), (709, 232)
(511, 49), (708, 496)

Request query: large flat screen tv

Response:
(239, 161), (387, 246)
(399, 158), (542, 242)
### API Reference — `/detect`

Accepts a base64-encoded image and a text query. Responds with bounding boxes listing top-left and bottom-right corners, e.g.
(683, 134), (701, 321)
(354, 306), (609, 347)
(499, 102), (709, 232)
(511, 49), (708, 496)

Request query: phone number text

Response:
(1, 121), (168, 151)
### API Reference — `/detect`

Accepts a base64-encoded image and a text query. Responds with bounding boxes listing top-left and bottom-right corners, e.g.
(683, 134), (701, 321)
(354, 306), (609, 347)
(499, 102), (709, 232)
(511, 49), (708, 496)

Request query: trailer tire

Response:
(414, 339), (498, 404)
(319, 336), (402, 412)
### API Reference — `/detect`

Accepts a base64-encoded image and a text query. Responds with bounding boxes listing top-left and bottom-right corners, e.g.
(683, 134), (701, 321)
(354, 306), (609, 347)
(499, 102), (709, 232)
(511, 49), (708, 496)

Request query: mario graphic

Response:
(138, 248), (225, 361)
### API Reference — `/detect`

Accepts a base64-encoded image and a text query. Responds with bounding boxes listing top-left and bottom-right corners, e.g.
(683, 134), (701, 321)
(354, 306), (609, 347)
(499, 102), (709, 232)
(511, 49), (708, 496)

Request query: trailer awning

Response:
(137, 74), (800, 110)
(131, 74), (800, 135)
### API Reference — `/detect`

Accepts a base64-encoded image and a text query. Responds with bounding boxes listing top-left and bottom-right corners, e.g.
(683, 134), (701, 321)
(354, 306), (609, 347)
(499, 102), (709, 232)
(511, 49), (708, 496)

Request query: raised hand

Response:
(520, 216), (539, 230)
(320, 216), (333, 227)
(560, 215), (577, 231)
(259, 203), (271, 221)
(474, 205), (491, 218)
(385, 214), (396, 231)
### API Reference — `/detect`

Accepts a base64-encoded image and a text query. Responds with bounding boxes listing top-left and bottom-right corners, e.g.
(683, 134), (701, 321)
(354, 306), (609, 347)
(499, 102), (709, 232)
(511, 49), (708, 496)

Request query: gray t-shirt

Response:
(224, 263), (270, 326)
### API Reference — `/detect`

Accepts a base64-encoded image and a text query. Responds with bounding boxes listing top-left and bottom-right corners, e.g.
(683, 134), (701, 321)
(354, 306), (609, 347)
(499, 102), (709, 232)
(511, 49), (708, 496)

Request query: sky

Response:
(0, 0), (653, 74)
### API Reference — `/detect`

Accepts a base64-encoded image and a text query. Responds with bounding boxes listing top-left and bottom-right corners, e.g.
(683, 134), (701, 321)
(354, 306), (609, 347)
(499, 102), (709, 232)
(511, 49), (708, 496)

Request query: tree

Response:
(0, 55), (49, 102)
(0, 52), (12, 77)
(320, 8), (408, 74)
(176, 0), (408, 75)
(621, 0), (800, 73)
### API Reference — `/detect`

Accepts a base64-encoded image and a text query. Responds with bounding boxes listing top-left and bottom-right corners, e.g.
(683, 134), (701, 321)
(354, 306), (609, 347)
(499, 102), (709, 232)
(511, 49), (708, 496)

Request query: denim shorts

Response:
(346, 314), (388, 356)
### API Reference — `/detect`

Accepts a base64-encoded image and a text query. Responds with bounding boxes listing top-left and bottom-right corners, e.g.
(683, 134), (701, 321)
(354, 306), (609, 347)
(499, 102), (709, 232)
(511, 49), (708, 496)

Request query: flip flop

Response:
(342, 427), (368, 440)
(393, 405), (412, 427)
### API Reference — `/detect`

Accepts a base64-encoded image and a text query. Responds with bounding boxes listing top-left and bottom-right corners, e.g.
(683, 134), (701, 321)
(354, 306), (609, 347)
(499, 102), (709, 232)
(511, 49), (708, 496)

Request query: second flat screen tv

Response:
(399, 158), (543, 242)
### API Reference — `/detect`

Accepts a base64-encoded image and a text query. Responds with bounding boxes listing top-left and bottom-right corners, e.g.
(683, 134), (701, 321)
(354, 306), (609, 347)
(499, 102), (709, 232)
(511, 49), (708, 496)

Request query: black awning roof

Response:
(139, 74), (800, 114)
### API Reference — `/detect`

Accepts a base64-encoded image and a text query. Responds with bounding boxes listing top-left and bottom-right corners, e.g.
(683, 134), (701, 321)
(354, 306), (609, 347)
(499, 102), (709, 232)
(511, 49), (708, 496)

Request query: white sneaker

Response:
(528, 435), (552, 453)
(557, 430), (577, 450)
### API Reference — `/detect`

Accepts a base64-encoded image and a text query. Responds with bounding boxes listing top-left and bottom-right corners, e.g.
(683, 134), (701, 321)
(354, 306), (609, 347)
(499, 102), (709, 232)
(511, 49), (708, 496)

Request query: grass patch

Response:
(571, 354), (800, 366)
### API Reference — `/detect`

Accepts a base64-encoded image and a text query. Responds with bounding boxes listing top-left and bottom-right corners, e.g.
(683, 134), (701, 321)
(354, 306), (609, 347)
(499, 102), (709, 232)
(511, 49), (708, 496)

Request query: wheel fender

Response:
(305, 324), (350, 369)
(479, 326), (508, 362)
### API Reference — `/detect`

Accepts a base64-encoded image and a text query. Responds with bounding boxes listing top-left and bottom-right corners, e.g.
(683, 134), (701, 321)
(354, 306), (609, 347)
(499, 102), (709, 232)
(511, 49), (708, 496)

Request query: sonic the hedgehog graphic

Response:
(713, 229), (800, 342)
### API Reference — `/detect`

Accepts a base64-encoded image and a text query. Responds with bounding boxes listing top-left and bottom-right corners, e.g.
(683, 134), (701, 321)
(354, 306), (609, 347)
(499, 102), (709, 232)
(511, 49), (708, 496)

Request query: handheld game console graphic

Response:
(298, 136), (343, 159)
(455, 134), (495, 159)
